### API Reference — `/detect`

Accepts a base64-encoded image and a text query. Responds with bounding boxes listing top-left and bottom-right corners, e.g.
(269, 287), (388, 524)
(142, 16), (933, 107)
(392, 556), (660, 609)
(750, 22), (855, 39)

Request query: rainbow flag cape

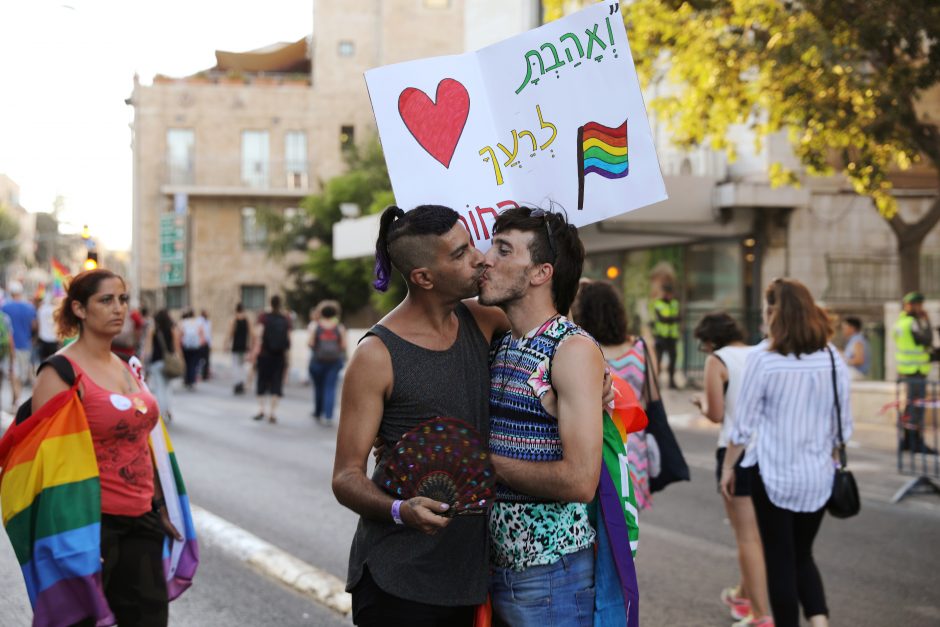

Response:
(50, 258), (69, 298)
(592, 374), (646, 627)
(0, 376), (198, 626)
(577, 119), (629, 210)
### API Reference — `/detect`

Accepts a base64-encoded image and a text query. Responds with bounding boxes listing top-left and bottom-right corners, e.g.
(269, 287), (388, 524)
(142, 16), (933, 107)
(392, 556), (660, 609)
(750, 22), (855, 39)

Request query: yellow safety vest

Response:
(894, 314), (930, 376)
(652, 298), (680, 339)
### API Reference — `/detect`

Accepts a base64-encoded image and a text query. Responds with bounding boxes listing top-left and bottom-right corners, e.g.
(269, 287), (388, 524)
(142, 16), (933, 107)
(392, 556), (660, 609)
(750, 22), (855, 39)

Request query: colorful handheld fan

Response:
(382, 417), (495, 516)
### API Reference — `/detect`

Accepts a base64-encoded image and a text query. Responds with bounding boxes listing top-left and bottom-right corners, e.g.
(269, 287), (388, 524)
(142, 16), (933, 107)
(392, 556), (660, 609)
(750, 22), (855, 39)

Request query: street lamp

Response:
(81, 224), (98, 270)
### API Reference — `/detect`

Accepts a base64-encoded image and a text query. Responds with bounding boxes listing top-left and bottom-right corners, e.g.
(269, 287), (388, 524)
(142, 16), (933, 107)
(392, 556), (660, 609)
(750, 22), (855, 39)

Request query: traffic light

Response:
(83, 250), (98, 271)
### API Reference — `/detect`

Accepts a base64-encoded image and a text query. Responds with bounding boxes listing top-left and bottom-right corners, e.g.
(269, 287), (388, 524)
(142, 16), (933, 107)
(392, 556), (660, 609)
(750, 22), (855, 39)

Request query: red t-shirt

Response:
(66, 357), (160, 516)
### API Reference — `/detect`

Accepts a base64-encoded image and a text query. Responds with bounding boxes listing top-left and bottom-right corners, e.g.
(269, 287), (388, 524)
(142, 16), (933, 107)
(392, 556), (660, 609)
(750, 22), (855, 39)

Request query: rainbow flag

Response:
(577, 119), (629, 210)
(592, 374), (646, 627)
(0, 377), (114, 627)
(50, 258), (69, 298)
(150, 418), (199, 599)
(0, 374), (198, 625)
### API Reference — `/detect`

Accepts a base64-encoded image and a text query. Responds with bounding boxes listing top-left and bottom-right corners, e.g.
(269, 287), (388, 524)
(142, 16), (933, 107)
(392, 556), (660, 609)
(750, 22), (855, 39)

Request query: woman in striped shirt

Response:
(720, 279), (852, 627)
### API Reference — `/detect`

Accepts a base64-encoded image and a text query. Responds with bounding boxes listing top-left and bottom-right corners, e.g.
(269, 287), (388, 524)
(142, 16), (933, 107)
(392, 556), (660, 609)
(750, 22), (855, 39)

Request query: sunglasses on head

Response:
(528, 208), (557, 262)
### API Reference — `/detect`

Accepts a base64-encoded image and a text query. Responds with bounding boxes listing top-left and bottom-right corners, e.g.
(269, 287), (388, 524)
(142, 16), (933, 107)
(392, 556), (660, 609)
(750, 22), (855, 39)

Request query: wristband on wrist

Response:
(391, 499), (405, 525)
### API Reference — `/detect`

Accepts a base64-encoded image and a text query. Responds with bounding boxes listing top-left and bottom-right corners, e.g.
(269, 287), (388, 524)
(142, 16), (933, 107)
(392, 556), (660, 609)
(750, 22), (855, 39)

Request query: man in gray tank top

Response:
(333, 205), (509, 626)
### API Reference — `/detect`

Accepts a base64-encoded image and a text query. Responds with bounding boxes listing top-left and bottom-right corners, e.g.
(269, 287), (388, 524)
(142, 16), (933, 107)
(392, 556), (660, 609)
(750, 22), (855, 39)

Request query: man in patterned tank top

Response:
(479, 207), (606, 627)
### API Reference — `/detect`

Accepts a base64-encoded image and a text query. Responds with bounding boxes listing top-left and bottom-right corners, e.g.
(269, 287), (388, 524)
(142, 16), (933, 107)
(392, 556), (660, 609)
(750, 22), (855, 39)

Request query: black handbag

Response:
(642, 341), (690, 493)
(826, 347), (860, 519)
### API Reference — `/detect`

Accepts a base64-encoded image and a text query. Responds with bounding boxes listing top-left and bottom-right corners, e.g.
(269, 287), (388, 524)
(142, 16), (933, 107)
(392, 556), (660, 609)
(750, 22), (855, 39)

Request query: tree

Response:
(263, 138), (405, 317)
(547, 0), (940, 292)
(0, 205), (21, 268)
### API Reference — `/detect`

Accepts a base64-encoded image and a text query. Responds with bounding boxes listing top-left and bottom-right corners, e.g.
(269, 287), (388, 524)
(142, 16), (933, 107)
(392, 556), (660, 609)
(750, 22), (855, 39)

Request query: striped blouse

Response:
(730, 344), (853, 512)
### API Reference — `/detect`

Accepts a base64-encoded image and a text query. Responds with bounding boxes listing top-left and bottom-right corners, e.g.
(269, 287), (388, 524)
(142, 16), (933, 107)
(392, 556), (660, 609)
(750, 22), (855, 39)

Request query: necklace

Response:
(493, 314), (561, 410)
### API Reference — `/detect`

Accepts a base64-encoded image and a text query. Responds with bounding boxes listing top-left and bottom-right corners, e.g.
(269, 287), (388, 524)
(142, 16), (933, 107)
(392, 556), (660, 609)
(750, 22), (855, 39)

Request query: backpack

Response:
(261, 314), (291, 353)
(313, 324), (343, 363)
(0, 314), (11, 360)
(14, 355), (75, 425)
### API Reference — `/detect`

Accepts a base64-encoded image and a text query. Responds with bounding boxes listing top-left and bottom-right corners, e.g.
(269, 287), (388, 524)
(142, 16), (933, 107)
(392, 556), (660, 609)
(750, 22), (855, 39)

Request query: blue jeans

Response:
(490, 548), (595, 627)
(309, 358), (343, 420)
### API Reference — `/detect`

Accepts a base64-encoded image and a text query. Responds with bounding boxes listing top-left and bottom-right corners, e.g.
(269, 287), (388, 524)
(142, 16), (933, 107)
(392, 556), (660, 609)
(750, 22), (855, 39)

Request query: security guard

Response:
(895, 291), (935, 454)
(652, 283), (681, 389)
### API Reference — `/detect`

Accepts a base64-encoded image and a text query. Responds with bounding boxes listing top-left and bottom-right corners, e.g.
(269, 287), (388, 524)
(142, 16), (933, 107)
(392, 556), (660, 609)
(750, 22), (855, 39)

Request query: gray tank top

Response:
(345, 302), (491, 606)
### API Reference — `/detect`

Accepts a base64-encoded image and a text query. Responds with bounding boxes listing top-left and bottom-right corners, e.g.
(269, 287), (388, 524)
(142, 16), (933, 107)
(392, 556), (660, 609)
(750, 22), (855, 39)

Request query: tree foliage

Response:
(263, 138), (405, 318)
(0, 205), (21, 268)
(546, 0), (940, 290)
(625, 0), (940, 216)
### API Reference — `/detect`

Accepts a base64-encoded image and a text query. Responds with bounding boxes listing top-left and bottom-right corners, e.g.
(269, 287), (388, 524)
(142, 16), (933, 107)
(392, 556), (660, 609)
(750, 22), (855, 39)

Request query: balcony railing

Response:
(824, 254), (940, 302)
(163, 157), (311, 195)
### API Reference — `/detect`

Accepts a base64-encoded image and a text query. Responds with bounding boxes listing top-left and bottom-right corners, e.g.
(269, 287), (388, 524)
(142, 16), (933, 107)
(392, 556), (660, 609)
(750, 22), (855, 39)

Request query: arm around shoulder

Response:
(462, 298), (510, 344)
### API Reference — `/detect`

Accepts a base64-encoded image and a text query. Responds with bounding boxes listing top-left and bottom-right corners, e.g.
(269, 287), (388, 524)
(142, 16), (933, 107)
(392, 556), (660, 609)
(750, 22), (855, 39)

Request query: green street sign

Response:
(159, 214), (186, 286)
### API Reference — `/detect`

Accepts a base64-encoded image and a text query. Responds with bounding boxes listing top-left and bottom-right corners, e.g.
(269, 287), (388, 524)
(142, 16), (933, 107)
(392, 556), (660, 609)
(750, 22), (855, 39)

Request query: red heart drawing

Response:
(398, 78), (470, 169)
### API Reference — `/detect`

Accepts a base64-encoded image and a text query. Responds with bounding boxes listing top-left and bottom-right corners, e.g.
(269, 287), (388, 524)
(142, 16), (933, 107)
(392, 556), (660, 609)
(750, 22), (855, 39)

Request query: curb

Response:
(191, 505), (352, 616)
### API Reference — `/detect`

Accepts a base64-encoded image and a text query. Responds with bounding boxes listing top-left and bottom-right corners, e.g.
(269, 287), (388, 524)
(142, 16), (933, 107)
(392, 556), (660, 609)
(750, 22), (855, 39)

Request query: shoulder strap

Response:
(38, 354), (76, 387)
(827, 347), (847, 468)
(155, 327), (170, 353)
(640, 339), (660, 404)
(14, 355), (76, 425)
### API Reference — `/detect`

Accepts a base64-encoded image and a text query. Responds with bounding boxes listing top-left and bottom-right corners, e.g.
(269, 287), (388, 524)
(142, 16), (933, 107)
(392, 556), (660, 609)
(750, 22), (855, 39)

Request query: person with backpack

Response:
(179, 309), (205, 390)
(21, 269), (188, 625)
(308, 301), (346, 425)
(0, 309), (15, 411)
(253, 295), (290, 423)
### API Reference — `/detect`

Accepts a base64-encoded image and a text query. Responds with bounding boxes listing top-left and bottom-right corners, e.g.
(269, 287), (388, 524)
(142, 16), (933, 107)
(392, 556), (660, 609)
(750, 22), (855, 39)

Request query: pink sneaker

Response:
(720, 586), (752, 621)
(733, 615), (774, 627)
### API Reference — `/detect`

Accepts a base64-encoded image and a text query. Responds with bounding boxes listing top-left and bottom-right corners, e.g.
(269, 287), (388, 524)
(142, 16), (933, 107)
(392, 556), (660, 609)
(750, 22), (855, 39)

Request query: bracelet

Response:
(391, 499), (405, 525)
(152, 497), (167, 511)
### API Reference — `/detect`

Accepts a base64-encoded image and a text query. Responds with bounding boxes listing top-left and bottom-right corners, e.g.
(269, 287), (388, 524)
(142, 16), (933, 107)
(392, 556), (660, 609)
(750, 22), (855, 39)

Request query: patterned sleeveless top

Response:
(488, 315), (597, 570)
(607, 338), (653, 510)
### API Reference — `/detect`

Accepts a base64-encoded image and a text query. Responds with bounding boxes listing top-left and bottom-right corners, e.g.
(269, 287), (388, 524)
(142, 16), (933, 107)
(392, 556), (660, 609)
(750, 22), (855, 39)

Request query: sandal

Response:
(252, 413), (265, 421)
(268, 415), (277, 424)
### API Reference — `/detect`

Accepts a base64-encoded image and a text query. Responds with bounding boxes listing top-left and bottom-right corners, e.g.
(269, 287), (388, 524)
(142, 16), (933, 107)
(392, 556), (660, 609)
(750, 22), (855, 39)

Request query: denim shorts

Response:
(490, 547), (595, 627)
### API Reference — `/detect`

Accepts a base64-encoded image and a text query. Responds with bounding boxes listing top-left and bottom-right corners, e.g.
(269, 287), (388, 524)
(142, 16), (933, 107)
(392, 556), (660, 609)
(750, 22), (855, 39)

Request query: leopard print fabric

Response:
(489, 501), (596, 571)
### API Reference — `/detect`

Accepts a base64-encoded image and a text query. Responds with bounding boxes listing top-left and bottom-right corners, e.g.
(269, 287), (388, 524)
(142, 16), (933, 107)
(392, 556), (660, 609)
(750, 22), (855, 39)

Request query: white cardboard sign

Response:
(365, 1), (667, 249)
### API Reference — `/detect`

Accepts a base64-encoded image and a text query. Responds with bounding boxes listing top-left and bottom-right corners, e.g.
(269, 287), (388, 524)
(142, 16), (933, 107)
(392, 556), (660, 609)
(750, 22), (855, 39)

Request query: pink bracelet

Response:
(391, 499), (405, 525)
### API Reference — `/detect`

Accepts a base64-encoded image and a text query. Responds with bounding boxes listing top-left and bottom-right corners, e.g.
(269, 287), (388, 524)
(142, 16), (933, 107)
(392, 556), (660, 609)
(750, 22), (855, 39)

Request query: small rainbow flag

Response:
(50, 258), (69, 298)
(577, 119), (629, 210)
(0, 373), (198, 625)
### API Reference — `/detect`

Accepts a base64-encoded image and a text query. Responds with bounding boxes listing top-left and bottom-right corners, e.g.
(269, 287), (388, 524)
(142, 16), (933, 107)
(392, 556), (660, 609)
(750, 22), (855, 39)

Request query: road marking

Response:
(191, 505), (351, 616)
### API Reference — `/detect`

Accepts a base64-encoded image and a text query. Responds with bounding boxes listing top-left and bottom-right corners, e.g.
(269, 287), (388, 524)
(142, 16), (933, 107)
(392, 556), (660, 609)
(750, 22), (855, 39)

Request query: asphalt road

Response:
(2, 365), (939, 626)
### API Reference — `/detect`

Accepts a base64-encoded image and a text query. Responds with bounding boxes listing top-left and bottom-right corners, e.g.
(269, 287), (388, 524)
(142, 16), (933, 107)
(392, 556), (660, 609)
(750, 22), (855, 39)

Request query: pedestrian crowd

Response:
(3, 201), (939, 627)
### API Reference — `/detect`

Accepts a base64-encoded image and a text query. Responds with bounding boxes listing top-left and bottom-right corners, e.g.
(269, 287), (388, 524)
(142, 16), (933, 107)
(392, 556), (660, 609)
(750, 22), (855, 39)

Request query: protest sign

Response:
(365, 1), (666, 249)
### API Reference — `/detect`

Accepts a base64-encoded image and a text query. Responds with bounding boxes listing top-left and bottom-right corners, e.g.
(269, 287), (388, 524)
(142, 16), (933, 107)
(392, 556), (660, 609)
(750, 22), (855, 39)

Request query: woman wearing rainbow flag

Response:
(0, 269), (197, 627)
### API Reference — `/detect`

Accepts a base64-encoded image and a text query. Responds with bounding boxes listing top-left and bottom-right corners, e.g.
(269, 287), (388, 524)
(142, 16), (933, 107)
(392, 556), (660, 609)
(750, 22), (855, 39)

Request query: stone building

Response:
(129, 0), (540, 343)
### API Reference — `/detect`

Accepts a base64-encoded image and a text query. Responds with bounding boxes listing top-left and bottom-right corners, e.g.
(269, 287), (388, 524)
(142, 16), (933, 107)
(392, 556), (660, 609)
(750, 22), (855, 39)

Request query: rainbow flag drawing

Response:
(0, 374), (198, 626)
(577, 119), (629, 210)
(50, 258), (69, 298)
